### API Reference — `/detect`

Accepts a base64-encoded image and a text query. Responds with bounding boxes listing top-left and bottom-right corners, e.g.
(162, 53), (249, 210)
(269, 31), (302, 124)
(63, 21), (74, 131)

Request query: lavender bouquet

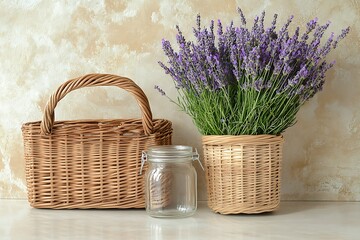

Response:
(157, 8), (349, 135)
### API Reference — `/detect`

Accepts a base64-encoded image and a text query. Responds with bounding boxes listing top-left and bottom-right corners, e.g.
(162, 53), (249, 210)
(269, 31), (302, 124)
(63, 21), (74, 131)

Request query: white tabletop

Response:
(0, 199), (359, 240)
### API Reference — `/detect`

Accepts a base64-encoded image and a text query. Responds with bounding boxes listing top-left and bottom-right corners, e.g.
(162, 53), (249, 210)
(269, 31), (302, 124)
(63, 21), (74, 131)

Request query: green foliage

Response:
(172, 76), (301, 135)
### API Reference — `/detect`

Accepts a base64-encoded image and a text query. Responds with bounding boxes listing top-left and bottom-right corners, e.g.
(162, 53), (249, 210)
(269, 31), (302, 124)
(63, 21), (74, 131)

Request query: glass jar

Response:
(141, 145), (201, 218)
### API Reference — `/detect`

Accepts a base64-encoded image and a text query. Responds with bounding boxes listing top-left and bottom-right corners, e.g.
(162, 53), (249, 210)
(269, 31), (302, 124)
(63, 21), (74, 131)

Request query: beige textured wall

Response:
(0, 0), (358, 201)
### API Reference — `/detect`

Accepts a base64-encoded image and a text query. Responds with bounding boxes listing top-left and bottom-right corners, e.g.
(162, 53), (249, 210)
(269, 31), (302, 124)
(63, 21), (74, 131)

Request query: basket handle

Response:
(40, 73), (153, 135)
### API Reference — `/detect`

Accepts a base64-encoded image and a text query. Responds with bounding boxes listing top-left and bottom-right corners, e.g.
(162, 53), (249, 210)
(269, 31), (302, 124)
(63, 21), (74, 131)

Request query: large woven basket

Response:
(22, 74), (172, 209)
(202, 135), (283, 214)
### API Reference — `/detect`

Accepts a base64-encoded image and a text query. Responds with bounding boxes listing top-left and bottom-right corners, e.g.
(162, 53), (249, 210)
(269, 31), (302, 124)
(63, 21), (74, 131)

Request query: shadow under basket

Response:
(202, 135), (283, 214)
(22, 74), (172, 209)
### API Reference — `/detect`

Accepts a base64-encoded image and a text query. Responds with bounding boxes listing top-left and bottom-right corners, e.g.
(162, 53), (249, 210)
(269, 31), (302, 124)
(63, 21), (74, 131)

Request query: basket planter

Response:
(202, 135), (283, 214)
(22, 74), (172, 209)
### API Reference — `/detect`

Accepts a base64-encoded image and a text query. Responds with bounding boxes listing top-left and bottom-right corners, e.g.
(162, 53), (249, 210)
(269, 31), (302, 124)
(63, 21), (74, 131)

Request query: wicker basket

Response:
(22, 74), (172, 209)
(202, 135), (283, 214)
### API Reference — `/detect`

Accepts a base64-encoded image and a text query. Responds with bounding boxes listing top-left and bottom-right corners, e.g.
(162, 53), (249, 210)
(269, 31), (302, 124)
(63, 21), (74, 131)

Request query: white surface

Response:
(0, 200), (359, 240)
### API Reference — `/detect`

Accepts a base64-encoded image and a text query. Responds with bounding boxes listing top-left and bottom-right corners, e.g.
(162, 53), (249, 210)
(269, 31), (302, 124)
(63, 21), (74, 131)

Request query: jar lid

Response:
(140, 145), (204, 174)
(146, 145), (194, 161)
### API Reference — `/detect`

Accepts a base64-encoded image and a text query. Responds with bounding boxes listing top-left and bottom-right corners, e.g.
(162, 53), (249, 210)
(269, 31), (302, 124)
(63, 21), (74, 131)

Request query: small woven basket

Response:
(202, 135), (283, 214)
(22, 74), (172, 209)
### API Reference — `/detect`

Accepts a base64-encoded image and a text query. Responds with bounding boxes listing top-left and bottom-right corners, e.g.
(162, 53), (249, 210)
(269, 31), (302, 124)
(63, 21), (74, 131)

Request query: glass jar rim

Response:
(146, 145), (194, 162)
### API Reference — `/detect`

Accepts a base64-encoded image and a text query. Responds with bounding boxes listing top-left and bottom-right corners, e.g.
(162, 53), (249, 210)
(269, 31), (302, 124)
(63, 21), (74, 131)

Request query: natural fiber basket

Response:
(202, 135), (283, 214)
(22, 73), (172, 209)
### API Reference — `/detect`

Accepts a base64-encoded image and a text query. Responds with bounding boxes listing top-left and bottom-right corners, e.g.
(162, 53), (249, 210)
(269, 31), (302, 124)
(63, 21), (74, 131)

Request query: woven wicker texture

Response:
(22, 74), (172, 209)
(202, 135), (283, 214)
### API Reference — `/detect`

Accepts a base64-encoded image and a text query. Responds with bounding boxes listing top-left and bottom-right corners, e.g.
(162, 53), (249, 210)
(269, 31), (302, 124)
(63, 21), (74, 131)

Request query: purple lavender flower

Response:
(154, 85), (166, 96)
(278, 15), (294, 41)
(266, 13), (278, 37)
(302, 18), (318, 41)
(259, 11), (265, 33)
(159, 8), (349, 103)
(254, 78), (265, 92)
(333, 27), (350, 49)
(237, 7), (247, 25)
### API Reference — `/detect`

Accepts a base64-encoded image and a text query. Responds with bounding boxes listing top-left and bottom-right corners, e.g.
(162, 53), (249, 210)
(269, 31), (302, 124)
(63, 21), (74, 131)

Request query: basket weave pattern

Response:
(22, 74), (172, 209)
(202, 135), (283, 214)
